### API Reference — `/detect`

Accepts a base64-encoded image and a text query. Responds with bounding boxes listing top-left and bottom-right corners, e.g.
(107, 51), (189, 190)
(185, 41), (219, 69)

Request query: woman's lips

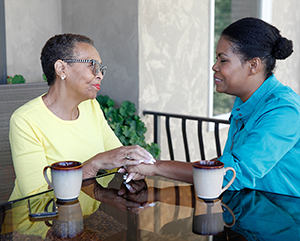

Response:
(93, 84), (100, 90)
(214, 75), (223, 85)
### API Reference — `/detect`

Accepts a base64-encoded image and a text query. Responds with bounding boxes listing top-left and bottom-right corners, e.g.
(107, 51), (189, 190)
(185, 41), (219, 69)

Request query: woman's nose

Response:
(95, 71), (104, 80)
(212, 61), (218, 72)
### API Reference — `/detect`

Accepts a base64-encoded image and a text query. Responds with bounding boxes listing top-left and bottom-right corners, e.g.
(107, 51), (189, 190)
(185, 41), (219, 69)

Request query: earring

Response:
(61, 76), (65, 80)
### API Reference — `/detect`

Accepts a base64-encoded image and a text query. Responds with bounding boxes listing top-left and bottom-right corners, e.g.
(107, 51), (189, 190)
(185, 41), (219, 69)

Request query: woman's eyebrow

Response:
(217, 53), (229, 58)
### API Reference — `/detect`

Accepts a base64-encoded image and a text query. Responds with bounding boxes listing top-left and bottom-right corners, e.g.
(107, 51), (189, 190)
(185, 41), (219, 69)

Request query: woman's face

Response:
(212, 36), (252, 102)
(65, 42), (104, 101)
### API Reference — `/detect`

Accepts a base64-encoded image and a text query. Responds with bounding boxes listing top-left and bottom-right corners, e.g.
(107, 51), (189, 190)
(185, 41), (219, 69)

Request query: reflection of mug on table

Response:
(43, 161), (83, 201)
(193, 160), (236, 199)
(192, 198), (235, 235)
(46, 199), (83, 239)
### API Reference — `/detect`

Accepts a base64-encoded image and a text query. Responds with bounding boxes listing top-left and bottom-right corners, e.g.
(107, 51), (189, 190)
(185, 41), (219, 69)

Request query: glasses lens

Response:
(101, 66), (107, 77)
(92, 61), (99, 76)
(93, 61), (106, 77)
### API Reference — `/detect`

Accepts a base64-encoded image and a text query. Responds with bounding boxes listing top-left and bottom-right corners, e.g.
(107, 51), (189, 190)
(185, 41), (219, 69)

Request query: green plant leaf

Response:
(43, 73), (47, 81)
(145, 143), (161, 159)
(97, 95), (113, 109)
(123, 126), (134, 137)
(120, 101), (136, 117)
(96, 95), (161, 158)
(135, 120), (147, 136)
(113, 123), (122, 137)
(105, 107), (122, 125)
(107, 99), (115, 108)
(7, 74), (26, 84)
(6, 76), (13, 84)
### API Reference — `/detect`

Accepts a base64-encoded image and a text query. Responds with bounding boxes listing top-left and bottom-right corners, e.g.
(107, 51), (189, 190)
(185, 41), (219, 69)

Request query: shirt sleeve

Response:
(9, 112), (49, 197)
(220, 102), (300, 190)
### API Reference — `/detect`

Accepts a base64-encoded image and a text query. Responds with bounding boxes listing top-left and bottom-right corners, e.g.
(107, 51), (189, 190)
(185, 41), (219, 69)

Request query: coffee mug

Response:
(192, 198), (235, 235)
(43, 161), (83, 201)
(45, 199), (83, 239)
(193, 160), (236, 199)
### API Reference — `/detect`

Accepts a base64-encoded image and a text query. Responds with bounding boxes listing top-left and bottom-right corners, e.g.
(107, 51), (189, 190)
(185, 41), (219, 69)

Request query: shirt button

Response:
(236, 108), (240, 111)
(239, 113), (242, 117)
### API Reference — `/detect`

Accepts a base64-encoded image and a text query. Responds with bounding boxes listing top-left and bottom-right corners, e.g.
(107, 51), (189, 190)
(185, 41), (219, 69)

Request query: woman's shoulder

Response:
(79, 98), (101, 112)
(12, 96), (44, 117)
(78, 98), (104, 119)
(269, 83), (300, 107)
(10, 96), (46, 129)
(80, 98), (100, 107)
(261, 75), (300, 106)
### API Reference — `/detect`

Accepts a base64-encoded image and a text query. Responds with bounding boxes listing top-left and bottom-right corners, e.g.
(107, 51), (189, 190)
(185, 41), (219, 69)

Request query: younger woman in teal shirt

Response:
(124, 17), (300, 197)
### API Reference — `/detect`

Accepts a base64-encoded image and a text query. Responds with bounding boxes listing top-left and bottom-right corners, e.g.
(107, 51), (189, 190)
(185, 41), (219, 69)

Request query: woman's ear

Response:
(249, 57), (262, 75)
(54, 60), (67, 80)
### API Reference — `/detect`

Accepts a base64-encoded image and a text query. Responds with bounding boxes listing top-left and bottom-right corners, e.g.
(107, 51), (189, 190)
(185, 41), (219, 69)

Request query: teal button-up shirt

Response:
(220, 74), (300, 196)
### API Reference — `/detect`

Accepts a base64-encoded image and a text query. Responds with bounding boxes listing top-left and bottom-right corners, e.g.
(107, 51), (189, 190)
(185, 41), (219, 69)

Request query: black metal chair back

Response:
(143, 110), (230, 162)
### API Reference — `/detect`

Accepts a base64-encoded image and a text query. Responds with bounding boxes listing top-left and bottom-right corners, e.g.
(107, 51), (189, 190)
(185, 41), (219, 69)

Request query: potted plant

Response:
(6, 74), (26, 84)
(96, 95), (161, 159)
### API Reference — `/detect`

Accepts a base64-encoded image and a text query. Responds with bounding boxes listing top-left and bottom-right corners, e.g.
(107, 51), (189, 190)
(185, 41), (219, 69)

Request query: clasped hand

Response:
(82, 177), (154, 214)
(82, 145), (156, 180)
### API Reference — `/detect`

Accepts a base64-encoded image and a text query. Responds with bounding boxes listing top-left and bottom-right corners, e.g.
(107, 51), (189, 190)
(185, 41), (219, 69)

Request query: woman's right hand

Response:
(82, 145), (155, 179)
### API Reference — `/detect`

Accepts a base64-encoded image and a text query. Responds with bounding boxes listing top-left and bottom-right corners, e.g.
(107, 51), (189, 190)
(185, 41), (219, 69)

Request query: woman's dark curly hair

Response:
(221, 17), (293, 79)
(40, 33), (94, 86)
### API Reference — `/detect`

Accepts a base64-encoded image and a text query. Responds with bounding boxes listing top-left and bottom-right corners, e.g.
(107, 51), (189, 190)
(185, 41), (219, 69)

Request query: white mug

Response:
(193, 160), (236, 199)
(43, 161), (83, 201)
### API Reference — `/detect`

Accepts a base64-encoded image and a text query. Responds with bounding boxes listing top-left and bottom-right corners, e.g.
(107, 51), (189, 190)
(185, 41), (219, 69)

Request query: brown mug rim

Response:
(50, 161), (82, 170)
(193, 160), (224, 169)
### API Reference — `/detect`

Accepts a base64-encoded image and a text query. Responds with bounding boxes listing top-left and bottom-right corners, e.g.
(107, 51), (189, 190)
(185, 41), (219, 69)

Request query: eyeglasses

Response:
(62, 59), (107, 77)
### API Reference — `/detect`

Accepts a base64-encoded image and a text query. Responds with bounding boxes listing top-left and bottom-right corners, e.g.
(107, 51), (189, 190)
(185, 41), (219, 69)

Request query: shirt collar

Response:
(230, 74), (280, 121)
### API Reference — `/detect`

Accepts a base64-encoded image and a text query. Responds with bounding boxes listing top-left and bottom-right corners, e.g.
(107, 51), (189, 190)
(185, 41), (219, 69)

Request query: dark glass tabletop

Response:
(0, 172), (299, 240)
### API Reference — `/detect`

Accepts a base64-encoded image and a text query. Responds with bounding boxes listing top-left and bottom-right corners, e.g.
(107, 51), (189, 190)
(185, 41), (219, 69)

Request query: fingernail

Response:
(148, 202), (156, 207)
(125, 183), (134, 192)
(125, 174), (133, 183)
(149, 158), (156, 164)
(139, 160), (145, 163)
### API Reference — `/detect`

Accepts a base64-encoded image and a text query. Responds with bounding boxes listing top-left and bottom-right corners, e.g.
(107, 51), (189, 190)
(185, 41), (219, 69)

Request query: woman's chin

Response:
(215, 87), (225, 93)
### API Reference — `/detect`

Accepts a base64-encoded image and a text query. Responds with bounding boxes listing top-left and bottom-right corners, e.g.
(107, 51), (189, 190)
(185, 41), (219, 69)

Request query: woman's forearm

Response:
(126, 160), (194, 184)
(154, 160), (193, 183)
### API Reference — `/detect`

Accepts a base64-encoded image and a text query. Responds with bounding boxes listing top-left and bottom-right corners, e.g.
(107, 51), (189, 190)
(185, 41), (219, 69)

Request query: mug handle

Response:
(43, 166), (53, 188)
(221, 202), (236, 228)
(220, 167), (236, 195)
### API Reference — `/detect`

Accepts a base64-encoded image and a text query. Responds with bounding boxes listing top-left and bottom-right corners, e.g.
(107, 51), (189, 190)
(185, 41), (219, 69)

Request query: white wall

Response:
(138, 0), (219, 160)
(5, 0), (62, 83)
(272, 0), (300, 94)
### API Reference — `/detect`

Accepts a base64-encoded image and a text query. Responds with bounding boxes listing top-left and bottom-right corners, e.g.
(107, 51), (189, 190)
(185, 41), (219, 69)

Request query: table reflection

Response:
(1, 173), (127, 240)
(0, 173), (300, 240)
(192, 198), (235, 236)
(222, 189), (300, 240)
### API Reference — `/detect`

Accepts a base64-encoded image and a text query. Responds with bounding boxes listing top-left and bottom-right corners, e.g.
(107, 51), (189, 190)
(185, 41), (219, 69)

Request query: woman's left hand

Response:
(82, 145), (155, 179)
